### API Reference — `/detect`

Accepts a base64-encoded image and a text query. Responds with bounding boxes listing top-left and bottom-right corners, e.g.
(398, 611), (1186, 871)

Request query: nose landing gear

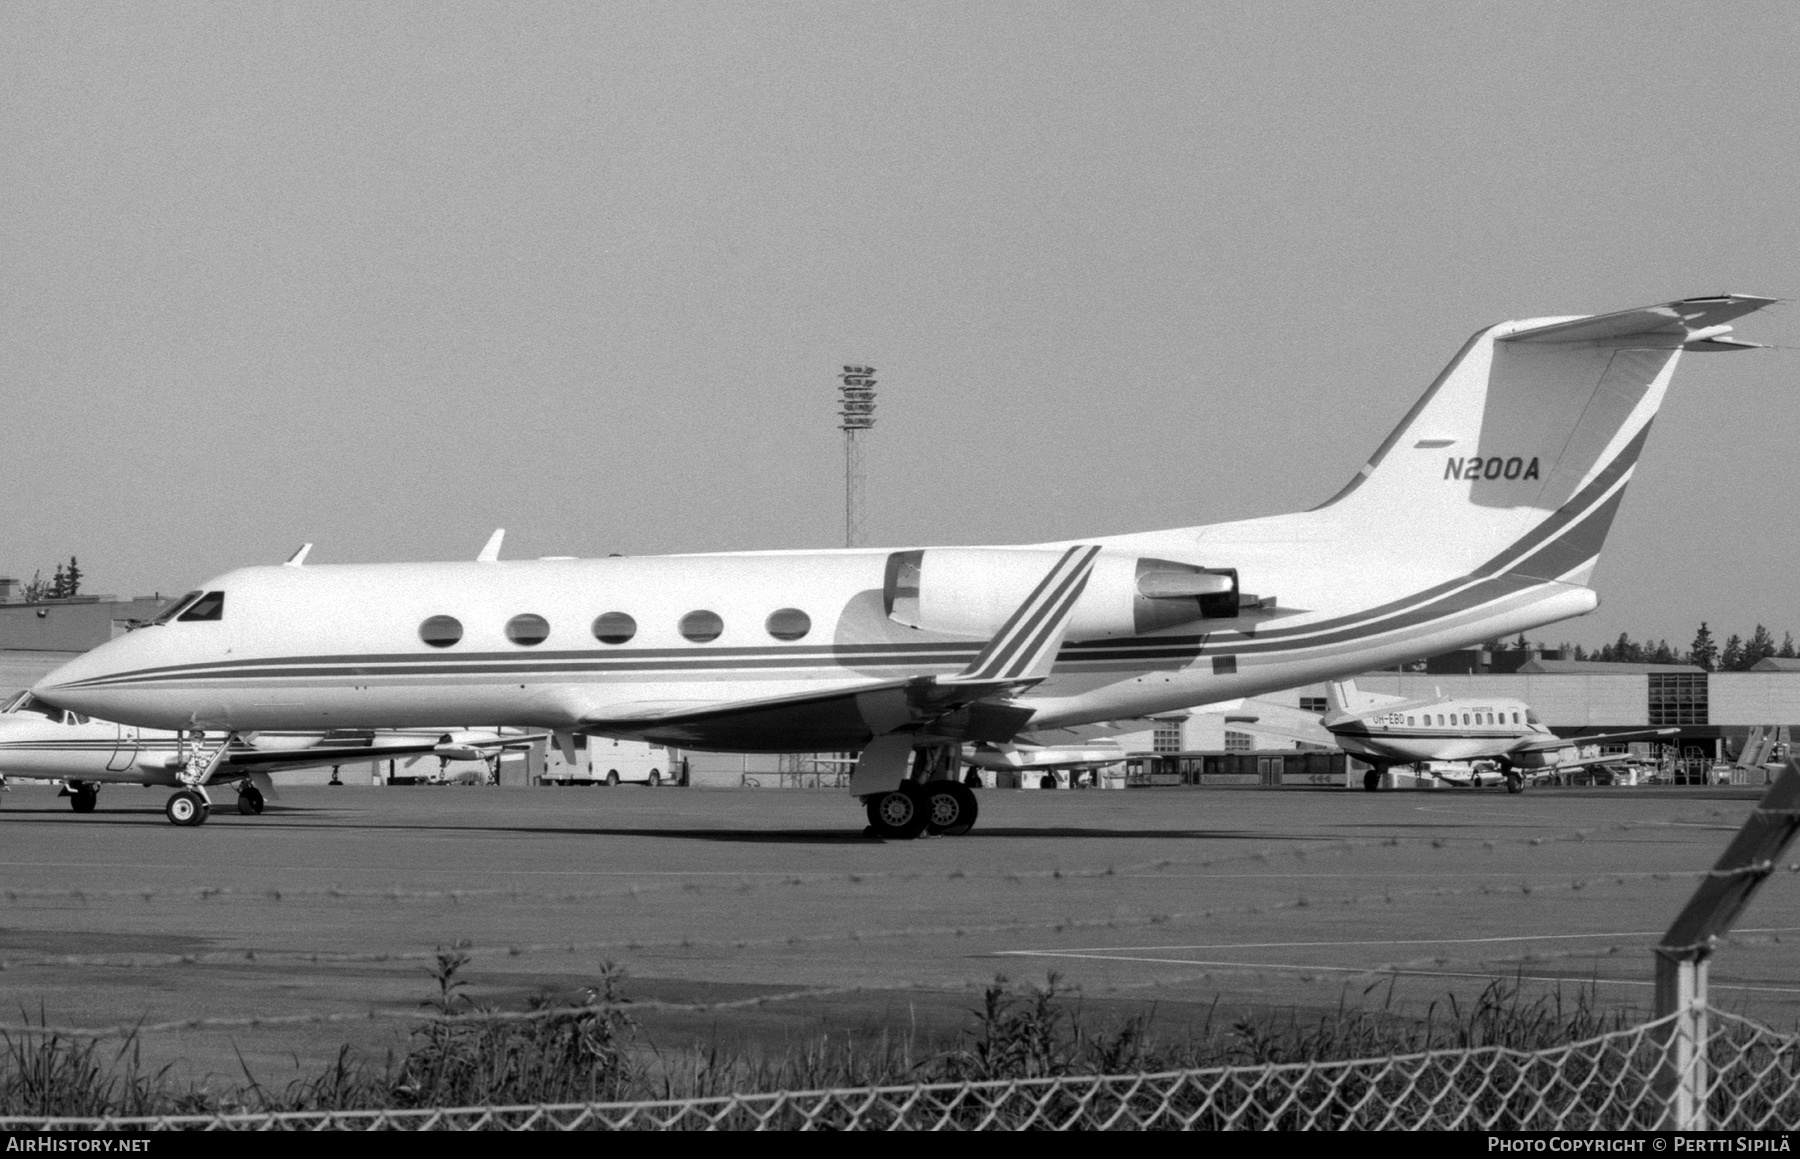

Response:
(165, 789), (209, 827)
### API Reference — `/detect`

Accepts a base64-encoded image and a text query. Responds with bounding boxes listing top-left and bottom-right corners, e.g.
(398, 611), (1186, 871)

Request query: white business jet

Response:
(31, 296), (1773, 838)
(1321, 679), (1676, 794)
(0, 690), (533, 824)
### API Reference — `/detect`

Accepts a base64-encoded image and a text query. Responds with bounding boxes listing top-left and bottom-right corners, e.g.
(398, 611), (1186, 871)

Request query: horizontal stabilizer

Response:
(1500, 295), (1777, 348)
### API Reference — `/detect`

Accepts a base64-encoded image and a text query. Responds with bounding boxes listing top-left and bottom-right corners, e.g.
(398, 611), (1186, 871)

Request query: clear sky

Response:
(3, 2), (1796, 652)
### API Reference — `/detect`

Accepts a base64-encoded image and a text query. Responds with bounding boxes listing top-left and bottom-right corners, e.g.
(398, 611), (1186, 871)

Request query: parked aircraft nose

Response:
(31, 633), (157, 720)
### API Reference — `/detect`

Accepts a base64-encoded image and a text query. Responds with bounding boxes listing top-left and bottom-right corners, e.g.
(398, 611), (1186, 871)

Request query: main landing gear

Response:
(1504, 769), (1525, 794)
(1362, 768), (1383, 792)
(68, 782), (99, 812)
(858, 744), (981, 840)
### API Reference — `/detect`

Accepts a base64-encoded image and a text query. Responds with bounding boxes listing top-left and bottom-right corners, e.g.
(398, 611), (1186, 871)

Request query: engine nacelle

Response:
(883, 549), (1241, 640)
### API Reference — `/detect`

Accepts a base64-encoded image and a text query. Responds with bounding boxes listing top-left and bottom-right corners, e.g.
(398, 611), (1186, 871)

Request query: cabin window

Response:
(1462, 713), (1470, 726)
(1512, 712), (1520, 724)
(592, 612), (636, 645)
(152, 591), (204, 625)
(679, 610), (724, 643)
(765, 608), (811, 641)
(178, 591), (226, 622)
(505, 614), (551, 646)
(1406, 716), (1414, 726)
(419, 616), (463, 648)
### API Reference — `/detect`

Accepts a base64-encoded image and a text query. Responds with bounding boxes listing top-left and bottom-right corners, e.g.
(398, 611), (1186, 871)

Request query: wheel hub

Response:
(876, 792), (915, 826)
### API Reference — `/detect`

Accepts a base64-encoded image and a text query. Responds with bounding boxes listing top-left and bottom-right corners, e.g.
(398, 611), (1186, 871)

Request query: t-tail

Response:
(1313, 295), (1774, 589)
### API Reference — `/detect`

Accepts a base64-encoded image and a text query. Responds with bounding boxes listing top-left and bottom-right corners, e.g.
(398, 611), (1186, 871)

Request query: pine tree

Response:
(1513, 633), (1529, 652)
(1651, 639), (1676, 664)
(20, 570), (45, 604)
(1781, 632), (1797, 660)
(1572, 643), (1588, 661)
(1689, 623), (1718, 671)
(63, 556), (81, 598)
(1744, 624), (1777, 669)
(48, 563), (66, 600)
(1721, 633), (1745, 671)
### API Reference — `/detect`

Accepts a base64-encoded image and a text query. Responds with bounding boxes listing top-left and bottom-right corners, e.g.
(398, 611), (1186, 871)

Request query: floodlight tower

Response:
(838, 366), (877, 548)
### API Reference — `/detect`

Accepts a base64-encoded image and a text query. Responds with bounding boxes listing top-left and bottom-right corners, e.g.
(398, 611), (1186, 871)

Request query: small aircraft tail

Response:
(1315, 296), (1774, 586)
(1324, 679), (1409, 718)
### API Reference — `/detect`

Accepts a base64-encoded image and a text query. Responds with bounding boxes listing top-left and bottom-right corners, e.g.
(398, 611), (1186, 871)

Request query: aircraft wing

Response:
(1511, 727), (1678, 755)
(581, 676), (1034, 751)
(221, 739), (455, 769)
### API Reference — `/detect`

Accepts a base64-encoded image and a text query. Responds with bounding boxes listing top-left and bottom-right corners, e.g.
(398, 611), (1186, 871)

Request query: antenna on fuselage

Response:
(284, 544), (313, 567)
(477, 529), (505, 563)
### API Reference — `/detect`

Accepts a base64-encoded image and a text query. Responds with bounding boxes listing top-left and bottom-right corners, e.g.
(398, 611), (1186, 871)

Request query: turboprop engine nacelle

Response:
(883, 549), (1241, 640)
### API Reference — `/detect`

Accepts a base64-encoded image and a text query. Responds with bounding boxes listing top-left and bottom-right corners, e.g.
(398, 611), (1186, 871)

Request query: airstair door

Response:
(106, 724), (139, 772)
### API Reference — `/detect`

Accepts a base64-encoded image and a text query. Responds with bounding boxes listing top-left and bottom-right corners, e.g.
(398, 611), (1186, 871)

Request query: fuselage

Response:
(30, 535), (1596, 749)
(1324, 696), (1555, 764)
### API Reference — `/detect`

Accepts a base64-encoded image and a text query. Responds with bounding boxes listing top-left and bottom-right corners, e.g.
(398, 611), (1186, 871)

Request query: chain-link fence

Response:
(4, 1004), (1794, 1131)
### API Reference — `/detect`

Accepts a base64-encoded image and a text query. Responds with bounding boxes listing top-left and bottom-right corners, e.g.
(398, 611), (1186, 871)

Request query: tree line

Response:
(1491, 624), (1796, 672)
(16, 557), (82, 602)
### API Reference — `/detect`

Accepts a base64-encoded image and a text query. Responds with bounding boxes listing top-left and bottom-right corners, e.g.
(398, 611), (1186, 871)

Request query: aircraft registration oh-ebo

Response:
(1321, 679), (1676, 794)
(32, 295), (1774, 838)
(0, 691), (535, 825)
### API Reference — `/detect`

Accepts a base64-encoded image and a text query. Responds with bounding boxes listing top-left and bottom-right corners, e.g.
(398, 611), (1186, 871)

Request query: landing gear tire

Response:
(865, 783), (929, 840)
(70, 785), (98, 813)
(1362, 770), (1381, 792)
(923, 781), (980, 837)
(237, 786), (265, 815)
(1505, 771), (1525, 795)
(605, 770), (620, 787)
(647, 770), (661, 787)
(165, 790), (209, 827)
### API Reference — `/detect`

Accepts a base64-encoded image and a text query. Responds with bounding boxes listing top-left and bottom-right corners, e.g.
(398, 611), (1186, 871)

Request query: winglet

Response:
(477, 529), (505, 563)
(284, 543), (313, 567)
(944, 545), (1101, 685)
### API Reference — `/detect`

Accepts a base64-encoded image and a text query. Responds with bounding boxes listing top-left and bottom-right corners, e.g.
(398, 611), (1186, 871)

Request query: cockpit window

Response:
(178, 592), (226, 622)
(152, 591), (204, 625)
(1526, 709), (1541, 725)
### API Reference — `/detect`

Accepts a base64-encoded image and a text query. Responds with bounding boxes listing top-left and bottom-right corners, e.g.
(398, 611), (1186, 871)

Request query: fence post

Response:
(1651, 759), (1800, 1131)
(1652, 950), (1709, 1130)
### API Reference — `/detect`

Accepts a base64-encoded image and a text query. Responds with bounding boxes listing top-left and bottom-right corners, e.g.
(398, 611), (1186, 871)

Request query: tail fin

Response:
(1318, 295), (1774, 585)
(1325, 679), (1410, 717)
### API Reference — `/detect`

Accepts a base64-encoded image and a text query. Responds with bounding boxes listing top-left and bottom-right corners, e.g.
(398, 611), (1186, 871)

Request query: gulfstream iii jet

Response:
(32, 296), (1774, 838)
(1322, 679), (1676, 794)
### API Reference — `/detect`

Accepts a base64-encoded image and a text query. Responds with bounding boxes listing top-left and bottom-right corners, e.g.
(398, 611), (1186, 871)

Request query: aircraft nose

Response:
(31, 639), (137, 716)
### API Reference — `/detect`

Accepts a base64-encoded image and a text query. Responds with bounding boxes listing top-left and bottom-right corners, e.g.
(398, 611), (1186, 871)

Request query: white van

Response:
(543, 736), (682, 787)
